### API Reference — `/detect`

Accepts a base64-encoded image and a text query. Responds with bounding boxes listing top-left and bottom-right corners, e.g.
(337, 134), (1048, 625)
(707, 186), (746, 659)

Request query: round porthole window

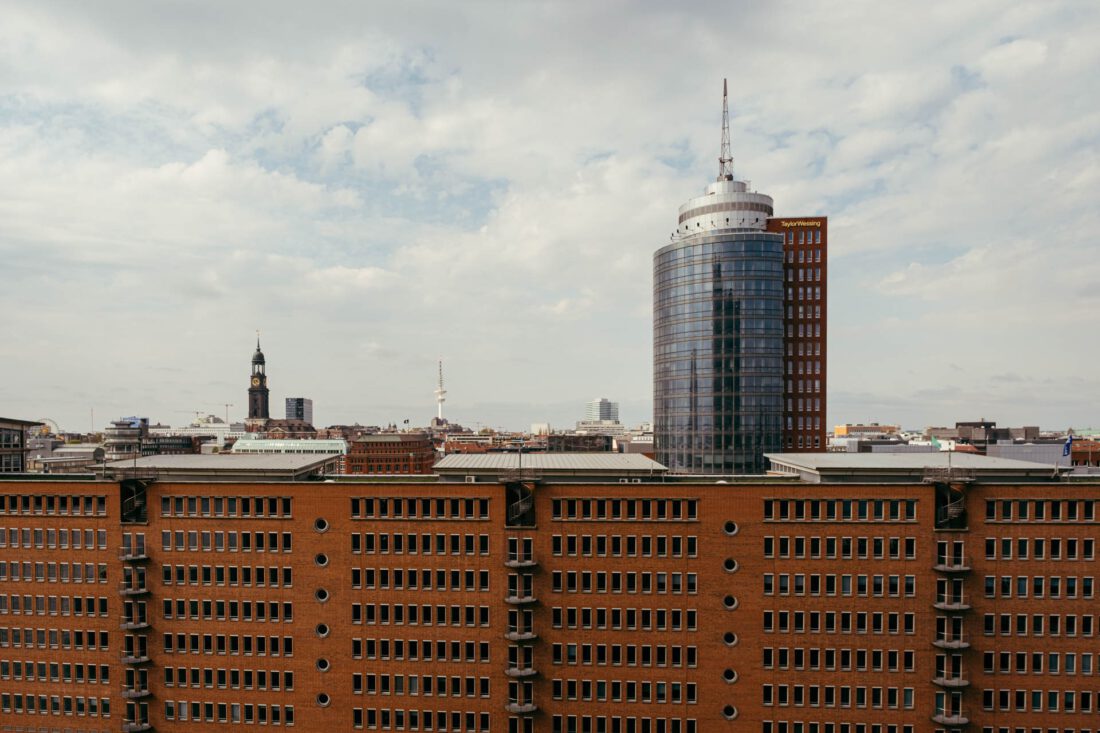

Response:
(314, 517), (329, 533)
(723, 631), (738, 646)
(317, 693), (331, 707)
(315, 588), (330, 603)
(723, 558), (738, 572)
(723, 595), (738, 610)
(723, 521), (738, 536)
(315, 553), (329, 566)
(723, 705), (738, 720)
(316, 623), (330, 638)
(723, 668), (738, 683)
(316, 658), (330, 672)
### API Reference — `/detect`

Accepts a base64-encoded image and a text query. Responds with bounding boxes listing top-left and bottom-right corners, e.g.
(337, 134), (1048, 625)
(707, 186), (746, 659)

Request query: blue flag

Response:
(1064, 435), (1074, 457)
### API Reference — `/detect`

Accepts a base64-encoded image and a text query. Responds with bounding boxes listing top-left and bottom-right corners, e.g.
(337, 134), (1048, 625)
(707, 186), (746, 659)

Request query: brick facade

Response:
(1, 476), (1099, 732)
(767, 217), (828, 453)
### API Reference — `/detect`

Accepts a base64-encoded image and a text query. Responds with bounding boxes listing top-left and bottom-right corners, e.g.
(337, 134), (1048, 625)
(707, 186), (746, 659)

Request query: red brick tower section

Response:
(768, 217), (827, 451)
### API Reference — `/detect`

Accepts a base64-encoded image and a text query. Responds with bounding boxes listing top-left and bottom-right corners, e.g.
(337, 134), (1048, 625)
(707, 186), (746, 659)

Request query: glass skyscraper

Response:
(653, 184), (785, 474)
(654, 82), (828, 473)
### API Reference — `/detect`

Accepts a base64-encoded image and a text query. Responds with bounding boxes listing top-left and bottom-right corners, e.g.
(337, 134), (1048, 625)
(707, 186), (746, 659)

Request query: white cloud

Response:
(1, 0), (1098, 431)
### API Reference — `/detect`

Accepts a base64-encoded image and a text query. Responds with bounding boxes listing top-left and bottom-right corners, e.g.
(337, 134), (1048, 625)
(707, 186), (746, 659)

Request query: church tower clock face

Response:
(252, 377), (261, 387)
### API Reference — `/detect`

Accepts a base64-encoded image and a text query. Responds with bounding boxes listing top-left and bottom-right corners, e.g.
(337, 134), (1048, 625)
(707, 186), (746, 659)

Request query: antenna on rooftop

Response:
(434, 358), (447, 421)
(718, 78), (734, 182)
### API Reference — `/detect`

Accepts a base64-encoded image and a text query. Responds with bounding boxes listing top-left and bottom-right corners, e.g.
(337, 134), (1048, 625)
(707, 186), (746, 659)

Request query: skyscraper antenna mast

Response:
(434, 358), (447, 421)
(718, 78), (734, 181)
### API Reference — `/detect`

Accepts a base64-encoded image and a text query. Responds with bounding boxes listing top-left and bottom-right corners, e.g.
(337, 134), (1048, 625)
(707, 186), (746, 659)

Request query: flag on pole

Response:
(930, 436), (942, 451)
(1063, 435), (1074, 457)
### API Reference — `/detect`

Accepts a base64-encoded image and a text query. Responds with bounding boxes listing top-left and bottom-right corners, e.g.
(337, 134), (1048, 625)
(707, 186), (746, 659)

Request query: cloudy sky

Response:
(2, 1), (1098, 433)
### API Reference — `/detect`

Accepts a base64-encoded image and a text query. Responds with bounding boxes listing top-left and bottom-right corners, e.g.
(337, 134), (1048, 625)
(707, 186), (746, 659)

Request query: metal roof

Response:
(0, 417), (45, 427)
(100, 453), (340, 481)
(105, 454), (332, 470)
(767, 452), (1062, 471)
(766, 451), (1067, 483)
(231, 438), (347, 454)
(435, 453), (666, 472)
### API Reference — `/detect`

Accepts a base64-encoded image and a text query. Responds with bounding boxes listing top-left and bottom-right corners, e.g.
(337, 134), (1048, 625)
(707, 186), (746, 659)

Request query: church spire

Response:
(252, 331), (266, 366)
(718, 78), (734, 182)
(247, 332), (270, 422)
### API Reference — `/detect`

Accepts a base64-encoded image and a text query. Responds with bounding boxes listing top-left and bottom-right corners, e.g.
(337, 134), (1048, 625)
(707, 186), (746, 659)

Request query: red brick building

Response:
(767, 217), (827, 452)
(0, 453), (1097, 733)
(345, 434), (437, 475)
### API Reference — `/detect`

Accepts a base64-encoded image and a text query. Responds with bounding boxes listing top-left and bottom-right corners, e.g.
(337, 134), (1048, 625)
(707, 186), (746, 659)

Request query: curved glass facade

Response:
(653, 230), (785, 474)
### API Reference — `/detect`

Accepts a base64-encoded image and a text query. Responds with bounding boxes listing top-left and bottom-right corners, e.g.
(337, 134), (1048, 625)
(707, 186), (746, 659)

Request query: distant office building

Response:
(232, 435), (347, 472)
(927, 420), (1041, 454)
(285, 397), (313, 424)
(33, 444), (106, 473)
(585, 398), (619, 422)
(230, 436), (346, 457)
(654, 82), (828, 474)
(835, 423), (899, 438)
(574, 420), (628, 437)
(103, 417), (149, 461)
(0, 418), (41, 472)
(987, 441), (1071, 467)
(149, 414), (245, 448)
(547, 433), (614, 452)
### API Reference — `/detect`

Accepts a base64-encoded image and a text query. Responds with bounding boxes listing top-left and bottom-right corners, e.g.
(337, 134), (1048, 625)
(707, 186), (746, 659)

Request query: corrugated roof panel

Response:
(434, 453), (665, 471)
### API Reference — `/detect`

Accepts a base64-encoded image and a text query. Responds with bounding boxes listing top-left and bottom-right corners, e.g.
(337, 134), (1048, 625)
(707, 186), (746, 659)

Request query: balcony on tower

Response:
(119, 582), (150, 597)
(934, 578), (970, 612)
(505, 572), (536, 605)
(122, 722), (153, 733)
(506, 536), (537, 569)
(119, 532), (148, 562)
(932, 592), (970, 612)
(933, 690), (968, 727)
(933, 553), (971, 573)
(506, 680), (537, 714)
(505, 629), (538, 642)
(121, 598), (150, 630)
(505, 664), (537, 678)
(931, 712), (969, 727)
(932, 673), (969, 688)
(932, 633), (970, 650)
(507, 606), (537, 642)
(119, 566), (149, 596)
(123, 699), (152, 732)
(504, 590), (537, 605)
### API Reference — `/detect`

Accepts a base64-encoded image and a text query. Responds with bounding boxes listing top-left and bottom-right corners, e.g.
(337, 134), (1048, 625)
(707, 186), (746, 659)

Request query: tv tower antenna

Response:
(434, 358), (447, 421)
(718, 78), (734, 181)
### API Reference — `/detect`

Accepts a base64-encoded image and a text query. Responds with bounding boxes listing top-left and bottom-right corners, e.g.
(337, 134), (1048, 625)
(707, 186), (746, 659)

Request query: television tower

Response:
(434, 359), (447, 421)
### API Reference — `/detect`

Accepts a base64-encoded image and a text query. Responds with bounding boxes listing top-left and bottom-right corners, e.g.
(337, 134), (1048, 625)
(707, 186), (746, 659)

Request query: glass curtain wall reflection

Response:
(654, 231), (784, 474)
